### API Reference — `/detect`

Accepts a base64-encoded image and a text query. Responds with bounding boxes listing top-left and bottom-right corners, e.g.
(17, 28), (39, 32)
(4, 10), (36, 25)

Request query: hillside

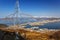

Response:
(0, 27), (60, 40)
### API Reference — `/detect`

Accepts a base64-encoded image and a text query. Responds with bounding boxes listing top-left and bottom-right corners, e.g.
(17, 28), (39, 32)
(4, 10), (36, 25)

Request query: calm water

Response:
(26, 22), (60, 29)
(39, 22), (60, 29)
(0, 20), (60, 29)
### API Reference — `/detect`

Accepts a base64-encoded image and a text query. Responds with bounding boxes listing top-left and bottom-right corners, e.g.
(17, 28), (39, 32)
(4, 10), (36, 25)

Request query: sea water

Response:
(0, 20), (60, 29)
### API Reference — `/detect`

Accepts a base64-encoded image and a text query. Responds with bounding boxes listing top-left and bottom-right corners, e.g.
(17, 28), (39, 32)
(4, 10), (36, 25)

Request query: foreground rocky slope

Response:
(0, 24), (60, 40)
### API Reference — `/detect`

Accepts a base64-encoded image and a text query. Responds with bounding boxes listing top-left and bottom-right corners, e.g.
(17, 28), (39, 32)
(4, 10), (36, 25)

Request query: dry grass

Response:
(0, 28), (60, 40)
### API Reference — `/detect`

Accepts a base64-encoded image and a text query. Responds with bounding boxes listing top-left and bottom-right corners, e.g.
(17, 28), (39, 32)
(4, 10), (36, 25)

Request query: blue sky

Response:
(0, 0), (60, 18)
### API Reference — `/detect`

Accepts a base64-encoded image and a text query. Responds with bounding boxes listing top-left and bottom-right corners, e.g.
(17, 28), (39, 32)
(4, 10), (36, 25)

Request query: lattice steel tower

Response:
(14, 0), (20, 27)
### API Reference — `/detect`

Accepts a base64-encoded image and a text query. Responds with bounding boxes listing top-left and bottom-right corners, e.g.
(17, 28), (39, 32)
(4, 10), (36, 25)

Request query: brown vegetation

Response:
(49, 31), (60, 40)
(0, 26), (60, 40)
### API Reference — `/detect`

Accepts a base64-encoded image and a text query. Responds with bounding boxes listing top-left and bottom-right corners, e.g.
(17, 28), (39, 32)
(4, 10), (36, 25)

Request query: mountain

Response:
(0, 17), (60, 26)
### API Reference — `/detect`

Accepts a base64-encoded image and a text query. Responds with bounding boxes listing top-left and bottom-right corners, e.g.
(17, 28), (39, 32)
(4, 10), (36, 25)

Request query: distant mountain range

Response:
(0, 17), (60, 25)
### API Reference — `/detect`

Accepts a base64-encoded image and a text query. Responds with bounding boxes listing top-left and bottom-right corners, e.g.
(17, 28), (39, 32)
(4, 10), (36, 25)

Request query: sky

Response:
(0, 0), (60, 18)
